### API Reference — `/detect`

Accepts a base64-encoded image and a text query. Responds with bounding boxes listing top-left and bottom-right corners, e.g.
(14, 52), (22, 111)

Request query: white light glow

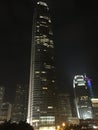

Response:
(93, 125), (98, 129)
(37, 1), (48, 7)
(91, 98), (98, 103)
(48, 106), (53, 109)
(77, 83), (85, 86)
(39, 126), (55, 130)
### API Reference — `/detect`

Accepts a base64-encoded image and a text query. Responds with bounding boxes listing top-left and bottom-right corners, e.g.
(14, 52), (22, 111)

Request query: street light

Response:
(62, 123), (65, 127)
(57, 125), (60, 130)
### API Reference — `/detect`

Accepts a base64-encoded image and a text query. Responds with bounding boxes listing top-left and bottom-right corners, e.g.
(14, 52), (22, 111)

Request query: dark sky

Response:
(0, 0), (98, 102)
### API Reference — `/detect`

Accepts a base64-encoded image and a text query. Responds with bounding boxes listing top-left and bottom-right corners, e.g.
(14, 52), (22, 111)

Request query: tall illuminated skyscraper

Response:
(27, 1), (57, 129)
(73, 75), (93, 119)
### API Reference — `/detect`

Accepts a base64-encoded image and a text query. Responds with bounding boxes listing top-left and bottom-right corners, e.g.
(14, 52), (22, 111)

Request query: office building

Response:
(73, 75), (93, 119)
(27, 1), (57, 130)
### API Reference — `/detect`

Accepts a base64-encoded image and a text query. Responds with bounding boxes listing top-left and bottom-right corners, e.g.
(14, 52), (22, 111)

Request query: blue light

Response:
(87, 79), (92, 87)
(86, 78), (94, 97)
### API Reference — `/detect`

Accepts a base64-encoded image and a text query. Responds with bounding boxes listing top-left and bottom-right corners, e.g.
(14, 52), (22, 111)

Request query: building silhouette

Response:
(0, 86), (5, 107)
(91, 98), (98, 120)
(0, 87), (12, 123)
(27, 0), (57, 130)
(12, 84), (28, 123)
(56, 93), (72, 125)
(0, 102), (12, 122)
(73, 75), (93, 120)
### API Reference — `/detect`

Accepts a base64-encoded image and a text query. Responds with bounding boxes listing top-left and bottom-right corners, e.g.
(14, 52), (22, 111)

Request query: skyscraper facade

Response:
(73, 75), (93, 120)
(27, 1), (57, 129)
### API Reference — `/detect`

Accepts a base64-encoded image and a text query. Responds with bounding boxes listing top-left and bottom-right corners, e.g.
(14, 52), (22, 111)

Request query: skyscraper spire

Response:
(27, 1), (57, 129)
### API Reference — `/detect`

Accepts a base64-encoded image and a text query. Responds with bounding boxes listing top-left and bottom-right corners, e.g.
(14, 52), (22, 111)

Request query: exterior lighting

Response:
(62, 123), (65, 127)
(57, 125), (60, 130)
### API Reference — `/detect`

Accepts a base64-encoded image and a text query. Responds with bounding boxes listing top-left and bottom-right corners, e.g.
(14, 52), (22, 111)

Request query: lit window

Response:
(45, 64), (51, 69)
(49, 31), (53, 35)
(37, 109), (40, 111)
(39, 15), (49, 20)
(37, 29), (39, 32)
(41, 78), (47, 81)
(40, 24), (48, 28)
(50, 45), (54, 48)
(80, 96), (88, 100)
(41, 21), (47, 24)
(40, 38), (49, 43)
(50, 40), (53, 44)
(37, 1), (48, 7)
(52, 80), (55, 83)
(48, 19), (51, 23)
(41, 71), (46, 74)
(35, 71), (40, 74)
(36, 25), (39, 28)
(48, 106), (53, 109)
(43, 43), (49, 47)
(42, 87), (48, 90)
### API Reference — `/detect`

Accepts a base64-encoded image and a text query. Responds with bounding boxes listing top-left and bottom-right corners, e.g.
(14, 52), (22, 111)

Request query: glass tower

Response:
(27, 1), (57, 129)
(73, 75), (93, 120)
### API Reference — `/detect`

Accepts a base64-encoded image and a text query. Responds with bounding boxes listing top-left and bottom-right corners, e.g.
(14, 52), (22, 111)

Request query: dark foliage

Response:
(0, 121), (34, 130)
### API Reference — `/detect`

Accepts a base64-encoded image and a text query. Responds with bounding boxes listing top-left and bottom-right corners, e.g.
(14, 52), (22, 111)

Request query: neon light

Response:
(86, 77), (94, 97)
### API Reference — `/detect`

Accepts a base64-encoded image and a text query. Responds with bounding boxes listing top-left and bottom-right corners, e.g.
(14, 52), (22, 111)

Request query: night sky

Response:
(0, 0), (98, 102)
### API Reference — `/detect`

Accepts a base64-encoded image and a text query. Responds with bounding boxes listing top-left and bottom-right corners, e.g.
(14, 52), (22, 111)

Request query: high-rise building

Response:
(73, 75), (93, 120)
(27, 1), (57, 130)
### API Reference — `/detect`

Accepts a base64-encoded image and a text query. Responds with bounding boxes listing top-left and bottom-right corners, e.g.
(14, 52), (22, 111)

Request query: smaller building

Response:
(11, 84), (28, 123)
(0, 102), (12, 123)
(91, 98), (98, 120)
(56, 92), (72, 125)
(0, 86), (5, 107)
(67, 117), (80, 125)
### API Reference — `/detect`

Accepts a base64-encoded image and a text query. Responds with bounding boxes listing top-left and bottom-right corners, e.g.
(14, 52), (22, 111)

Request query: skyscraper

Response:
(27, 1), (57, 129)
(73, 75), (93, 120)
